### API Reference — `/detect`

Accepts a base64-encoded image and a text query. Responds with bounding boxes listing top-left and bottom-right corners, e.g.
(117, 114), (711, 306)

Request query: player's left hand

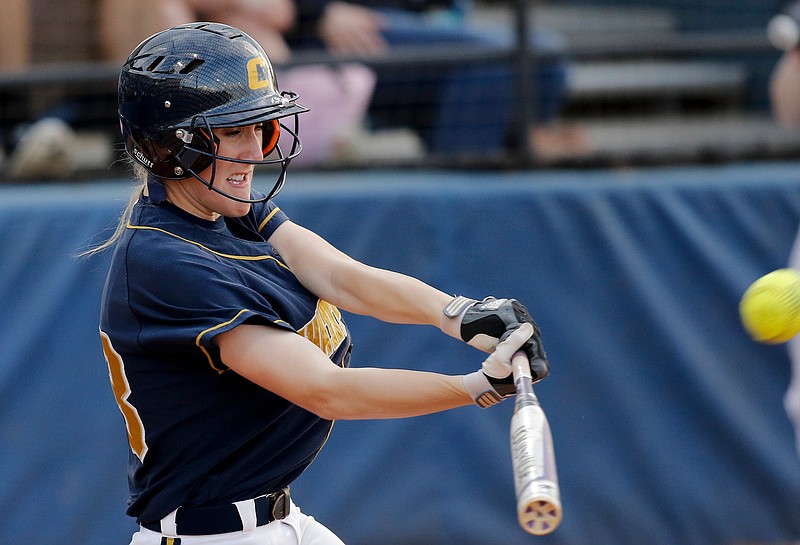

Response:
(442, 296), (535, 350)
(441, 296), (550, 381)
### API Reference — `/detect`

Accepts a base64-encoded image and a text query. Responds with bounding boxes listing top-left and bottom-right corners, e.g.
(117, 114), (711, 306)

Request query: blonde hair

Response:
(79, 162), (148, 256)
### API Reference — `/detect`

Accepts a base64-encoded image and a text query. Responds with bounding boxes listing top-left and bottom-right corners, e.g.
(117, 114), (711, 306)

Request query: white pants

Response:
(129, 502), (345, 545)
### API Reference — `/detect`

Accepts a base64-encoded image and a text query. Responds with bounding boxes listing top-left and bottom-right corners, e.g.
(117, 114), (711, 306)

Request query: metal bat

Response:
(510, 350), (562, 535)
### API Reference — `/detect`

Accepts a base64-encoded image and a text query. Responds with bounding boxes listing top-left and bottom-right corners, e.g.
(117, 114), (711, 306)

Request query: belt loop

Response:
(160, 508), (179, 537)
(233, 498), (258, 533)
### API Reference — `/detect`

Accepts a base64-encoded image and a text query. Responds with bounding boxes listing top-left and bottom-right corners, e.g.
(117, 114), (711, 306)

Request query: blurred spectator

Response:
(134, 0), (297, 63)
(1, 0), (585, 178)
(0, 0), (30, 70)
(0, 0), (28, 171)
(769, 2), (800, 460)
(101, 0), (420, 166)
(286, 0), (590, 160)
(2, 0), (413, 179)
(1, 0), (127, 180)
(771, 49), (800, 126)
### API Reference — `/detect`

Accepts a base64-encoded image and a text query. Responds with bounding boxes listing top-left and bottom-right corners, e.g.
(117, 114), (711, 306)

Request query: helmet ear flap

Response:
(172, 127), (217, 175)
(124, 124), (186, 179)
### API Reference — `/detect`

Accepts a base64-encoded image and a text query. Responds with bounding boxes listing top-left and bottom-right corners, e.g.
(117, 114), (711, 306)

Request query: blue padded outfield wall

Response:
(2, 163), (800, 545)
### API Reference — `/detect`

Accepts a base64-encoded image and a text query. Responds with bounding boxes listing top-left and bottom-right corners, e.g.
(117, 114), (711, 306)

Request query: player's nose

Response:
(240, 125), (265, 161)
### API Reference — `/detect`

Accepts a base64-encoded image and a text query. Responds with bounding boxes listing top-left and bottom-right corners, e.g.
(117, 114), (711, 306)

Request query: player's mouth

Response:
(226, 173), (250, 187)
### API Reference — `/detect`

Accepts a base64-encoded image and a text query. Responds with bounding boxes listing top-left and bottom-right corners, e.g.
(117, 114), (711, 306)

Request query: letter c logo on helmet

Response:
(247, 57), (273, 90)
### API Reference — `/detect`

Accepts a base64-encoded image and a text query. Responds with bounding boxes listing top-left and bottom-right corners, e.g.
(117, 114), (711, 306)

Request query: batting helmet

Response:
(118, 22), (308, 202)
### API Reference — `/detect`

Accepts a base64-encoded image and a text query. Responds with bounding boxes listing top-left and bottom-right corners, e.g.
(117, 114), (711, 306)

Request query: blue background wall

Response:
(1, 163), (800, 545)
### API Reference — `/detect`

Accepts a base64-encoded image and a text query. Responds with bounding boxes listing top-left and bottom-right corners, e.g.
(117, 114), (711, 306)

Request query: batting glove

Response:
(463, 322), (535, 407)
(441, 296), (550, 381)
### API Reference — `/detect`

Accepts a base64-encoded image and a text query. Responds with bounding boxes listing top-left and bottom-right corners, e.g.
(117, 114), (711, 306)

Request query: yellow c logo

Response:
(247, 57), (272, 90)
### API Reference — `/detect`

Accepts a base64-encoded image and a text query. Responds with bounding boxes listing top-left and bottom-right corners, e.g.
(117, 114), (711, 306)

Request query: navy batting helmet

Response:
(118, 22), (308, 202)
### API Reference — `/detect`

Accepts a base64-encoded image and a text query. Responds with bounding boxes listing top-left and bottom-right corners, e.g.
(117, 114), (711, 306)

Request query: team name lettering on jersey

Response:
(298, 300), (347, 357)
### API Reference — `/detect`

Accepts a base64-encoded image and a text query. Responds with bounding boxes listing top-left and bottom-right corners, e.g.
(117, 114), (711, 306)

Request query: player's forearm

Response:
(220, 323), (472, 420)
(313, 367), (473, 420)
(331, 260), (452, 326)
(269, 220), (452, 326)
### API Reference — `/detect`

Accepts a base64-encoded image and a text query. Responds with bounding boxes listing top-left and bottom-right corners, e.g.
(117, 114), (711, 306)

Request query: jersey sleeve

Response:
(231, 195), (289, 240)
(254, 199), (289, 239)
(125, 232), (296, 362)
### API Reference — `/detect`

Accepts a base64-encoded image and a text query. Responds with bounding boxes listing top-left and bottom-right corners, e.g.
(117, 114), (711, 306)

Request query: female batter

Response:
(96, 22), (548, 545)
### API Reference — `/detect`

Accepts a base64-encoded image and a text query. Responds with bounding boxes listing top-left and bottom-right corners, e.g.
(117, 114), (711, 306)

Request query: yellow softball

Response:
(740, 268), (800, 344)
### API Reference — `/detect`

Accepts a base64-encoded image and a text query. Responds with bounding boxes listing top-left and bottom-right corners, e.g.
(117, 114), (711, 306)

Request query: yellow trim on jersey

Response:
(195, 309), (290, 373)
(196, 309), (250, 373)
(127, 223), (289, 267)
(257, 206), (281, 234)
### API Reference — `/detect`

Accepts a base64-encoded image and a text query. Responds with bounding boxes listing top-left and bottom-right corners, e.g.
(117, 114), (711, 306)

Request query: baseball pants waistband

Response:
(141, 487), (291, 536)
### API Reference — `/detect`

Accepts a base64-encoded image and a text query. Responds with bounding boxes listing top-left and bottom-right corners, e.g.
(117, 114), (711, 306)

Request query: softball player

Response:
(770, 12), (800, 460)
(95, 22), (549, 545)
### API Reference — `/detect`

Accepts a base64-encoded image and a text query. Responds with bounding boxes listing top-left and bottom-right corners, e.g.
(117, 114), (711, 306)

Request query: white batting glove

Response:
(462, 323), (534, 408)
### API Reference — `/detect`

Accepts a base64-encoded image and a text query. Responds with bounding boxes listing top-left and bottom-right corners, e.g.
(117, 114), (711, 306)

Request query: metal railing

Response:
(0, 1), (784, 176)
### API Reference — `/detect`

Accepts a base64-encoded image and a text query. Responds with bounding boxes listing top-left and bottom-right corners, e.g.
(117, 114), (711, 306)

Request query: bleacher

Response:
(526, 2), (800, 163)
(0, 0), (797, 177)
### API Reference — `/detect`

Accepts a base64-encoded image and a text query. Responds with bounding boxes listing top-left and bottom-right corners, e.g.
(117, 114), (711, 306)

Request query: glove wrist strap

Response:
(441, 296), (477, 340)
(463, 371), (506, 408)
(442, 295), (477, 318)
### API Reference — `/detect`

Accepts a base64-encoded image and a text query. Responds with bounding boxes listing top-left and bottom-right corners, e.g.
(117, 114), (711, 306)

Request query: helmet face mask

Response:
(118, 22), (307, 203)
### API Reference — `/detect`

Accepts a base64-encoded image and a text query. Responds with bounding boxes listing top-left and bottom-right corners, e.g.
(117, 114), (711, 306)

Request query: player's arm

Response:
(216, 322), (534, 418)
(269, 220), (549, 381)
(269, 220), (452, 327)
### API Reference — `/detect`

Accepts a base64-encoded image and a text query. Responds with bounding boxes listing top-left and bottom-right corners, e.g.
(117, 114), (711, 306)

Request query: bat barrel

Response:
(510, 351), (562, 535)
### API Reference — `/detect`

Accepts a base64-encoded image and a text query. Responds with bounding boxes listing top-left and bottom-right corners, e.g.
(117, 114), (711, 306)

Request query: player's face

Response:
(168, 124), (265, 220)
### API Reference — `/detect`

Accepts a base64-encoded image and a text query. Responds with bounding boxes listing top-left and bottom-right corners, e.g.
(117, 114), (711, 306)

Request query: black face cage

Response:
(172, 105), (303, 204)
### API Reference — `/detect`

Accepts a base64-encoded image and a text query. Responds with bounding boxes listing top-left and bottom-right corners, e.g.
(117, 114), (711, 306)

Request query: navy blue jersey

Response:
(99, 189), (351, 523)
